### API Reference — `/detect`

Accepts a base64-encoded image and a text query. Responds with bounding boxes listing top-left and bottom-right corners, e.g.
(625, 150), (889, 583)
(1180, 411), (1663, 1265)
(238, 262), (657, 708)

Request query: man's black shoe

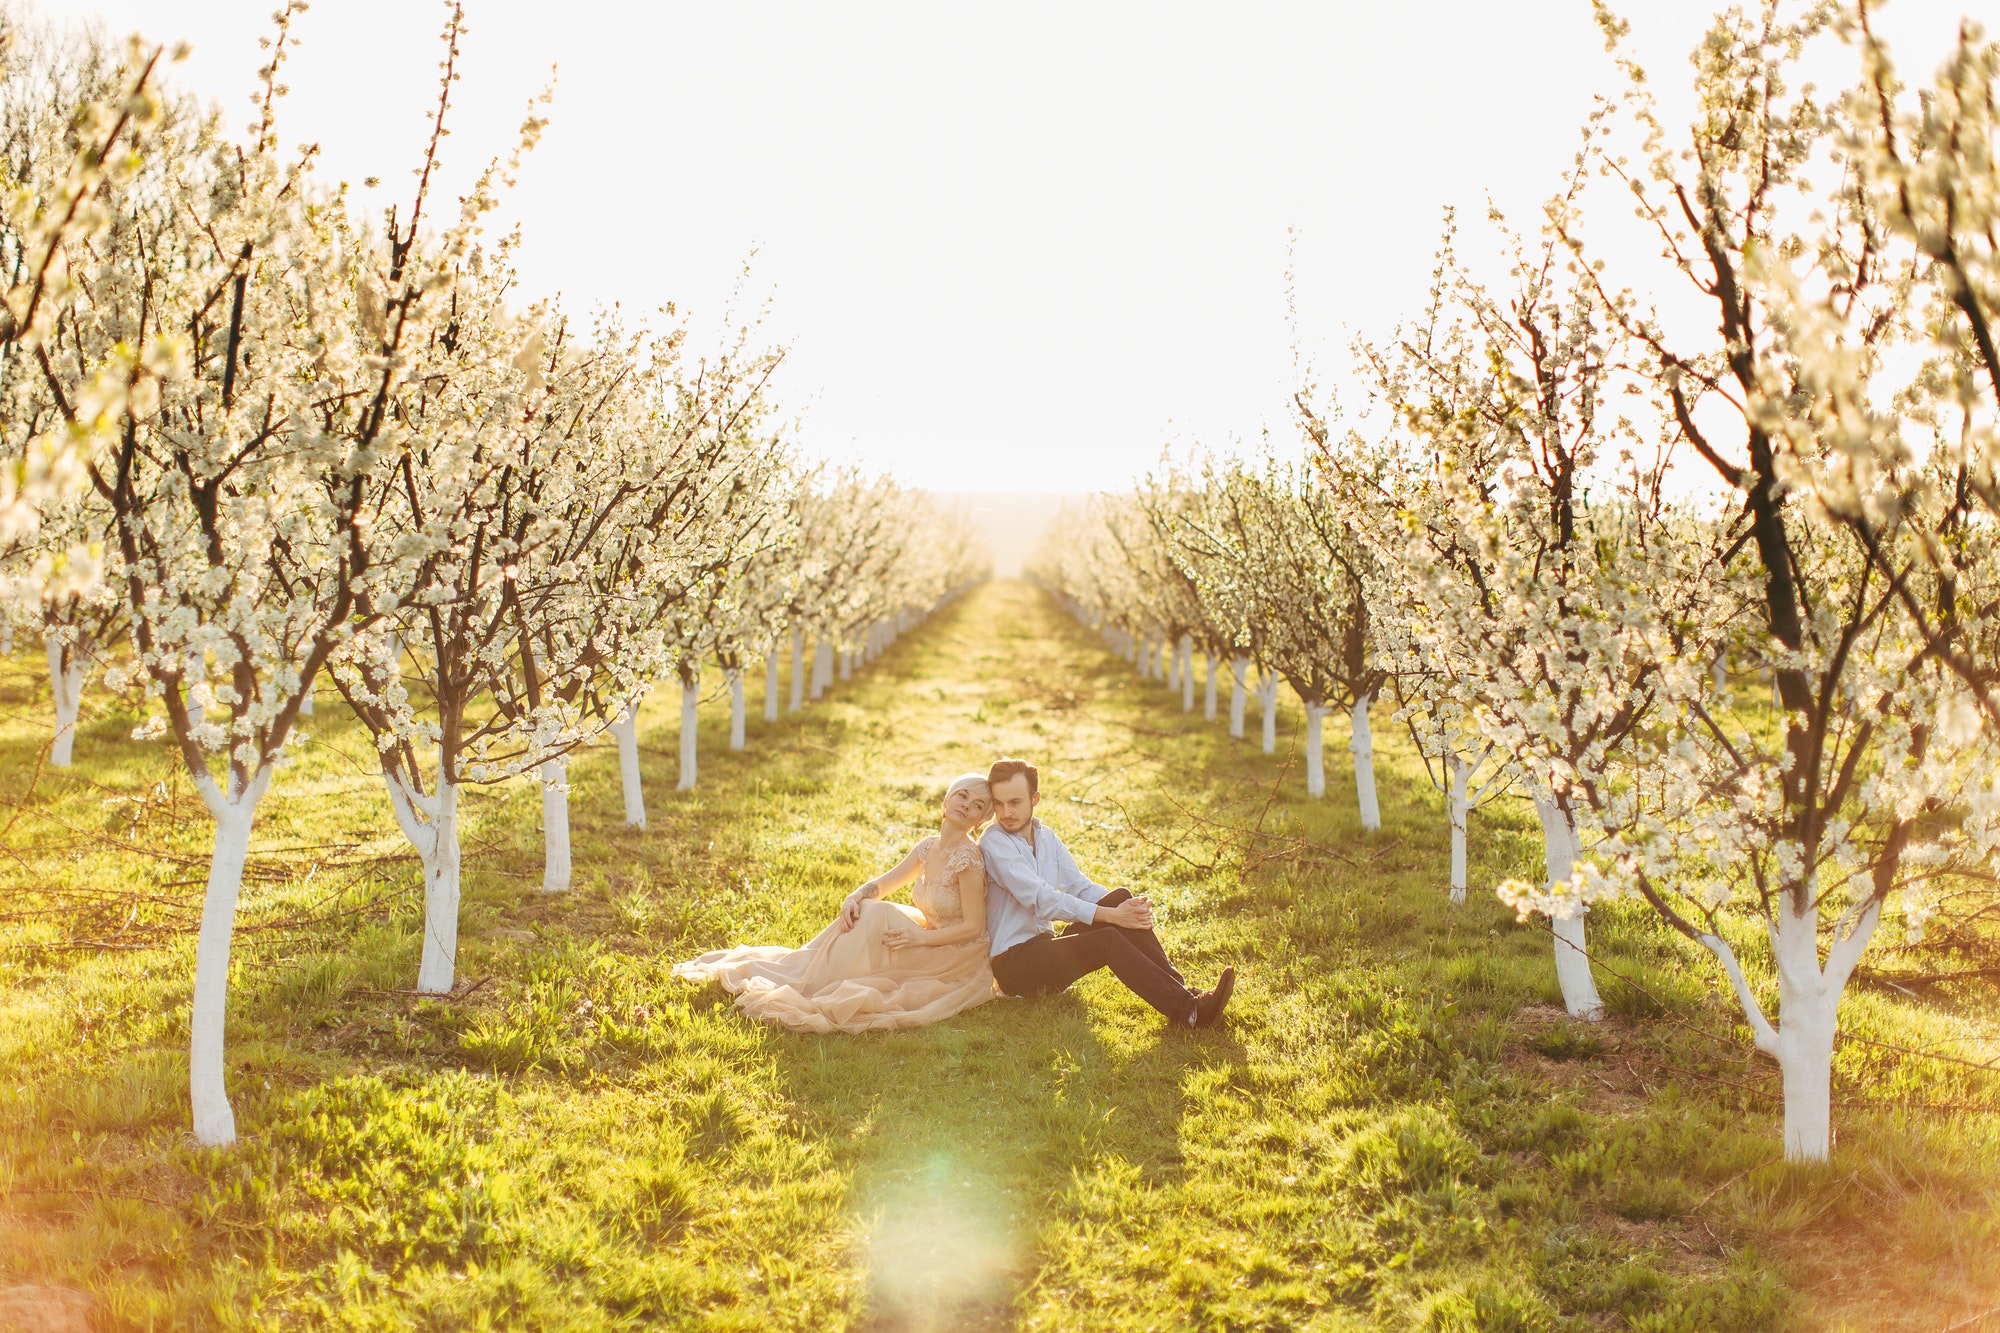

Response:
(1193, 966), (1235, 1028)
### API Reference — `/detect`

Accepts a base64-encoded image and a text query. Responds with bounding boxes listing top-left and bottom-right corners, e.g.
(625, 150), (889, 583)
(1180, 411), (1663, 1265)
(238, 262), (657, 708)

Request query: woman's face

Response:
(943, 786), (992, 831)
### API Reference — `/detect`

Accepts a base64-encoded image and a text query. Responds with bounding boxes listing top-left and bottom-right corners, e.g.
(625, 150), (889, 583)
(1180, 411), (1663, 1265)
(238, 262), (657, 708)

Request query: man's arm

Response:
(1040, 824), (1156, 931)
(1041, 827), (1112, 903)
(980, 829), (1099, 924)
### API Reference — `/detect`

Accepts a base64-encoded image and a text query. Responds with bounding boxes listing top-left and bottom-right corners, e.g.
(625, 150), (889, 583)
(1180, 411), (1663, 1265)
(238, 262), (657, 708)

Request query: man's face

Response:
(990, 775), (1038, 834)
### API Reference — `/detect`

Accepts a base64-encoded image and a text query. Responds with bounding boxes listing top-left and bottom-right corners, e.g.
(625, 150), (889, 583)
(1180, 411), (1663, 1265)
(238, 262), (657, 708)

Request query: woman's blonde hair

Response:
(946, 773), (991, 802)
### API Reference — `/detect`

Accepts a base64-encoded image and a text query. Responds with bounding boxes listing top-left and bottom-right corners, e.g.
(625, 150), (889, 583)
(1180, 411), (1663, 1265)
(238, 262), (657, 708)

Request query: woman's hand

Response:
(837, 887), (872, 933)
(882, 924), (924, 950)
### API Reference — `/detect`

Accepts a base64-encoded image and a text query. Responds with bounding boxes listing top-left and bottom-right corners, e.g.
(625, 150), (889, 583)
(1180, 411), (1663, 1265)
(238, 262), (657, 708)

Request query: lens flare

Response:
(861, 1150), (1018, 1328)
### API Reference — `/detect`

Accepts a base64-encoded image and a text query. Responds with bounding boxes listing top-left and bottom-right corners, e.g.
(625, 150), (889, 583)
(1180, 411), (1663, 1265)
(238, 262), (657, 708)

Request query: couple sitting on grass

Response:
(675, 757), (1236, 1033)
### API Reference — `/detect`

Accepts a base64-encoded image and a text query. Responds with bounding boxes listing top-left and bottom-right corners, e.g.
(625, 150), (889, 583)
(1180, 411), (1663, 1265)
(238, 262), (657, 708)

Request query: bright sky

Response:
(34, 0), (1986, 494)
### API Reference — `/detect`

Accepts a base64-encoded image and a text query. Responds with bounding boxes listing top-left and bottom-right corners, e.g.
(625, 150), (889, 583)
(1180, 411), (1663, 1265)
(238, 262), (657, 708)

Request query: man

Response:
(979, 756), (1234, 1027)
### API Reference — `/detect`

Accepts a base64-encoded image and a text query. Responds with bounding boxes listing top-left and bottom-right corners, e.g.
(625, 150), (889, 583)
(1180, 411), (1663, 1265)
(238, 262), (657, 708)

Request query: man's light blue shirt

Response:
(979, 817), (1110, 957)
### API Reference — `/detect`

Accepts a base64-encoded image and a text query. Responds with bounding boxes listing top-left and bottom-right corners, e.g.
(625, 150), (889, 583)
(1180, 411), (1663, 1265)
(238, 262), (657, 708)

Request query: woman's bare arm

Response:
(838, 843), (924, 932)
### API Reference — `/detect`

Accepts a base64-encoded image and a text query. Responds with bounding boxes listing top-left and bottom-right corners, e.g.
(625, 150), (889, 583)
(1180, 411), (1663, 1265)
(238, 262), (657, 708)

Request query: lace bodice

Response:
(912, 835), (982, 925)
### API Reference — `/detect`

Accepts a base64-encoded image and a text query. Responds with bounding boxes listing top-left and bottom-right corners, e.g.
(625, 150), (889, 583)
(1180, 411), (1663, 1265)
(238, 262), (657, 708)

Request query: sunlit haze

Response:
(36, 0), (1983, 504)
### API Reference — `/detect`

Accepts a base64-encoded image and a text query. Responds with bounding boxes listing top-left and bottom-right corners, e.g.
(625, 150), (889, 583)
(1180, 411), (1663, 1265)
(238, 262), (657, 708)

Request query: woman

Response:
(673, 773), (997, 1033)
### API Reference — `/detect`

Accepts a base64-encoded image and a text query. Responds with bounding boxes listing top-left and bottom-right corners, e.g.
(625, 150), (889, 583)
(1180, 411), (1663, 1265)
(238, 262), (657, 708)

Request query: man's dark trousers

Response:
(989, 888), (1197, 1024)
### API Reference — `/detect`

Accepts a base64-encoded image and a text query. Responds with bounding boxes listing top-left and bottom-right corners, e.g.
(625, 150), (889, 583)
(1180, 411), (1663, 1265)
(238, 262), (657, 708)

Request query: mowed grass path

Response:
(2, 580), (1997, 1331)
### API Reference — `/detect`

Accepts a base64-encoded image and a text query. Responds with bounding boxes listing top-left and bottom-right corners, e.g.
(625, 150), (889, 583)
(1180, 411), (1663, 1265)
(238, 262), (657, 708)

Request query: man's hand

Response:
(1097, 896), (1155, 931)
(837, 890), (869, 933)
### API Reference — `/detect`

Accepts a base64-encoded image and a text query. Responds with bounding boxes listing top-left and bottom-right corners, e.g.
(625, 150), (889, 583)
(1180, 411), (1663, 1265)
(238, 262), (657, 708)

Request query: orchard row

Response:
(1033, 6), (2000, 1165)
(0, 10), (983, 1147)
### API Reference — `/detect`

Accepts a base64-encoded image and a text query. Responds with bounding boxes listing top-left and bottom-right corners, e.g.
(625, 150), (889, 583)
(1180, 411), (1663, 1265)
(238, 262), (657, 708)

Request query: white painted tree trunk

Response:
(1350, 696), (1381, 831)
(1697, 892), (1876, 1162)
(299, 684), (314, 717)
(765, 643), (781, 722)
(386, 770), (464, 995)
(1774, 952), (1839, 1163)
(1166, 638), (1179, 691)
(46, 640), (83, 768)
(1448, 755), (1468, 905)
(811, 642), (832, 699)
(1258, 672), (1277, 754)
(415, 781), (461, 993)
(1204, 652), (1218, 721)
(1229, 657), (1248, 739)
(789, 630), (805, 712)
(678, 677), (699, 790)
(540, 760), (572, 893)
(1180, 635), (1194, 711)
(1302, 703), (1327, 797)
(1533, 796), (1604, 1021)
(839, 646), (852, 682)
(728, 669), (746, 750)
(187, 770), (273, 1147)
(611, 708), (646, 829)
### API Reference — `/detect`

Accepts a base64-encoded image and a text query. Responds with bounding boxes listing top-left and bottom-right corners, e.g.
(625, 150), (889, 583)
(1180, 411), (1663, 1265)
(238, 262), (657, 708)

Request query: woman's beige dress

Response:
(672, 836), (997, 1033)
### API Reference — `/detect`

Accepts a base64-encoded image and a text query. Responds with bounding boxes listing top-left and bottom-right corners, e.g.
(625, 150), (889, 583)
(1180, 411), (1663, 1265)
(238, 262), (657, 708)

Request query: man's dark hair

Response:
(988, 757), (1039, 797)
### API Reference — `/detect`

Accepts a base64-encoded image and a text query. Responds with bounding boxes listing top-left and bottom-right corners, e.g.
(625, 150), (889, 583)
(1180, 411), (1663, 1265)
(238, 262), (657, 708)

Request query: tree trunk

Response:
(46, 639), (82, 768)
(1533, 795), (1604, 1021)
(1698, 892), (1873, 1163)
(1180, 635), (1194, 712)
(540, 760), (572, 893)
(1303, 703), (1327, 798)
(1229, 657), (1248, 739)
(1776, 982), (1837, 1162)
(811, 641), (831, 699)
(1258, 672), (1277, 754)
(728, 669), (746, 750)
(1448, 755), (1468, 905)
(1771, 895), (1852, 1161)
(679, 677), (699, 790)
(1166, 638), (1179, 691)
(188, 772), (271, 1147)
(1350, 696), (1381, 831)
(383, 772), (463, 996)
(765, 642), (780, 723)
(839, 645), (852, 681)
(611, 708), (646, 829)
(789, 629), (805, 712)
(299, 683), (314, 717)
(1204, 652), (1218, 721)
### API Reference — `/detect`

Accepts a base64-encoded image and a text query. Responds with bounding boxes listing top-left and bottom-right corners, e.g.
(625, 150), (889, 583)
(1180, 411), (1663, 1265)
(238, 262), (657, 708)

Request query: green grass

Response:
(1, 580), (1996, 1331)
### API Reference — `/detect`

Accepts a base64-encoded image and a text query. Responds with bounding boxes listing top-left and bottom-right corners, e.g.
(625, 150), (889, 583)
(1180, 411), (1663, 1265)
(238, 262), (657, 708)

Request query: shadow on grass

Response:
(751, 982), (1245, 1333)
